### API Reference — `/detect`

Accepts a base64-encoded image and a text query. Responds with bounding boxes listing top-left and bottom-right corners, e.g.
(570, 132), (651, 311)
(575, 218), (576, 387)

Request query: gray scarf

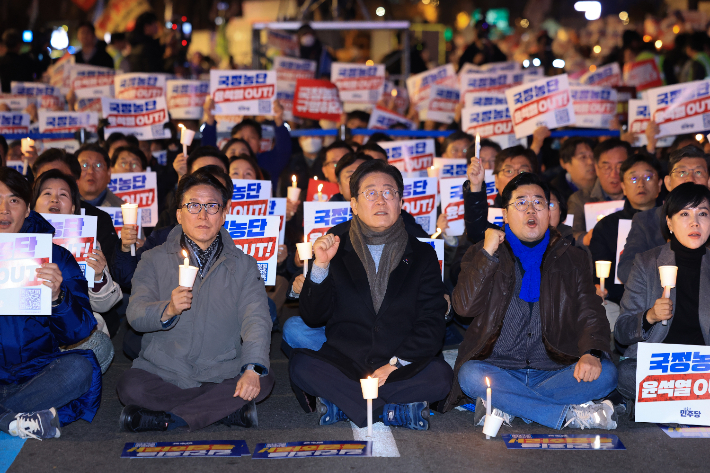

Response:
(349, 215), (408, 314)
(182, 232), (223, 279)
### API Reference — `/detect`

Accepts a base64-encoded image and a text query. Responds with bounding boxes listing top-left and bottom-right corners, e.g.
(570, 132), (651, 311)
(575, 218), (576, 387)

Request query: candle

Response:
(431, 227), (442, 239)
(179, 249), (198, 288)
(595, 261), (611, 306)
(317, 183), (324, 202)
(659, 265), (678, 326)
(296, 237), (313, 277)
(183, 249), (189, 267)
(475, 133), (481, 160)
(178, 124), (195, 157)
(288, 175), (300, 202)
(21, 137), (34, 156)
(360, 376), (379, 438)
(291, 175), (297, 188)
(486, 377), (491, 439)
(391, 88), (398, 97)
(427, 165), (439, 178)
(120, 203), (139, 256)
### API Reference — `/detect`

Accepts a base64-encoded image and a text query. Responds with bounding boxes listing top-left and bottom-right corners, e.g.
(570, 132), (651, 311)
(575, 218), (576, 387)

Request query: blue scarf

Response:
(504, 226), (550, 303)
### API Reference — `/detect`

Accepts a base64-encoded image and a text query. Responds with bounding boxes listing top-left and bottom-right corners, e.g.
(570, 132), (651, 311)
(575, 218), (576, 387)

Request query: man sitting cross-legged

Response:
(442, 173), (619, 430)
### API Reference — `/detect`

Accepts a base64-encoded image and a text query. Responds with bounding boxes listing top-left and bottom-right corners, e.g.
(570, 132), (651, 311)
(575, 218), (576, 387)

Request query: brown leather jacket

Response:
(442, 228), (610, 412)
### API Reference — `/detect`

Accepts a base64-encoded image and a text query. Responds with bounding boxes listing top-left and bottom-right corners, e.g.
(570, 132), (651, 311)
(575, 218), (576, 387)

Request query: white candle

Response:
(317, 183), (324, 202)
(475, 133), (481, 159)
(659, 265), (678, 326)
(287, 175), (301, 202)
(427, 165), (439, 178)
(179, 124), (195, 157)
(296, 237), (313, 277)
(120, 203), (139, 256)
(178, 250), (198, 288)
(486, 377), (491, 439)
(360, 376), (379, 438)
(595, 261), (611, 306)
(21, 137), (34, 156)
(431, 227), (442, 239)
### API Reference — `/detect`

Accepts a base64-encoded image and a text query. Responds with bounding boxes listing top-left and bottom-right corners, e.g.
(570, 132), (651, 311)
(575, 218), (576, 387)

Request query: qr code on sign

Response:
(151, 124), (166, 138)
(259, 100), (272, 114)
(257, 263), (268, 282)
(703, 113), (710, 129)
(555, 108), (570, 125)
(20, 288), (42, 311)
(141, 209), (151, 226)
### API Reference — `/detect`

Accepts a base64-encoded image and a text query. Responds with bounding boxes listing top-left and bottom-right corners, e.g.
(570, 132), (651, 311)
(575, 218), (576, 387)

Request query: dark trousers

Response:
(116, 368), (275, 431)
(289, 352), (453, 427)
(616, 358), (637, 401)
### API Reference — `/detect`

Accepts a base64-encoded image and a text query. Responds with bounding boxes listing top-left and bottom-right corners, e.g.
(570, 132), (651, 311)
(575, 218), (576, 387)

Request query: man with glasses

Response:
(110, 146), (147, 173)
(321, 141), (353, 184)
(444, 172), (618, 431)
(116, 169), (274, 432)
(617, 146), (710, 283)
(550, 137), (597, 205)
(568, 139), (630, 247)
(75, 144), (124, 207)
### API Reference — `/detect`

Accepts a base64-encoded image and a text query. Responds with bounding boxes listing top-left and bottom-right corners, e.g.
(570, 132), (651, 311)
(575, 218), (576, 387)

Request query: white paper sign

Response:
(114, 73), (167, 100)
(432, 158), (467, 179)
(584, 200), (625, 231)
(4, 160), (27, 174)
(103, 207), (143, 240)
(108, 172), (159, 227)
(628, 99), (675, 148)
(439, 177), (467, 236)
(0, 233), (53, 315)
(380, 139), (436, 178)
(615, 219), (632, 285)
(166, 80), (209, 119)
(38, 110), (98, 133)
(275, 57), (317, 86)
(461, 104), (526, 149)
(42, 214), (98, 288)
(383, 80), (409, 116)
(268, 198), (287, 245)
(488, 207), (504, 226)
(417, 238), (445, 281)
(402, 177), (437, 234)
(426, 85), (460, 124)
(331, 62), (385, 104)
(210, 70), (276, 116)
(406, 64), (457, 112)
(579, 63), (622, 86)
(506, 74), (575, 139)
(229, 179), (272, 216)
(570, 86), (618, 128)
(223, 215), (280, 286)
(484, 169), (498, 207)
(0, 94), (30, 110)
(368, 105), (416, 130)
(460, 70), (526, 95)
(635, 342), (710, 426)
(303, 201), (353, 243)
(463, 92), (508, 109)
(101, 96), (169, 140)
(11, 82), (64, 110)
(647, 80), (710, 137)
(0, 112), (30, 134)
(70, 64), (115, 98)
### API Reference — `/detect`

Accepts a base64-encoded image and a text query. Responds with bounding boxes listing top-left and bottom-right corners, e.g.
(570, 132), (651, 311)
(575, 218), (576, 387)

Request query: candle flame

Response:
(485, 377), (490, 387)
(436, 227), (441, 233)
(178, 123), (185, 130)
(318, 183), (323, 192)
(182, 250), (187, 258)
(391, 89), (398, 97)
(367, 376), (371, 379)
(292, 175), (297, 184)
(314, 176), (318, 180)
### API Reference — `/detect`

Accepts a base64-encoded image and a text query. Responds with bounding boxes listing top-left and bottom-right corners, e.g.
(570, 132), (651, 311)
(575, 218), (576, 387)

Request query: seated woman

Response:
(31, 169), (118, 373)
(0, 167), (101, 440)
(615, 183), (710, 404)
(289, 159), (453, 431)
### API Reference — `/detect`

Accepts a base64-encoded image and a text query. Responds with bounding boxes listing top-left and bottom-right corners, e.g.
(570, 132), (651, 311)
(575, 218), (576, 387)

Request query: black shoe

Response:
(119, 405), (173, 432)
(218, 401), (258, 428)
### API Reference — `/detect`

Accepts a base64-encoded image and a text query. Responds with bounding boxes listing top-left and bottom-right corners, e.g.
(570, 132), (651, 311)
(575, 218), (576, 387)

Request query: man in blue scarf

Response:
(441, 173), (618, 430)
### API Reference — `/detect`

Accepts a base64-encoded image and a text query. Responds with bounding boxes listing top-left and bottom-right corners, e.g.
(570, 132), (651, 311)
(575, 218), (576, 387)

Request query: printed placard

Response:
(427, 85), (460, 123)
(277, 90), (295, 121)
(303, 201), (353, 242)
(114, 73), (167, 100)
(0, 233), (53, 316)
(210, 70), (276, 116)
(166, 80), (209, 119)
(268, 198), (287, 245)
(101, 96), (169, 140)
(460, 70), (526, 95)
(121, 440), (250, 458)
(570, 86), (618, 129)
(306, 179), (339, 202)
(103, 207), (143, 240)
(383, 80), (409, 116)
(70, 64), (115, 99)
(627, 99), (674, 148)
(402, 177), (437, 233)
(659, 424), (710, 438)
(253, 441), (371, 459)
(636, 342), (710, 425)
(10, 82), (63, 110)
(367, 105), (416, 130)
(584, 200), (624, 231)
(275, 57), (317, 87)
(439, 177), (467, 236)
(615, 219), (632, 284)
(108, 172), (158, 227)
(484, 169), (498, 206)
(506, 74), (575, 139)
(293, 79), (342, 121)
(0, 94), (31, 110)
(488, 207), (504, 227)
(223, 215), (280, 285)
(229, 179), (272, 216)
(406, 64), (457, 111)
(433, 158), (467, 179)
(4, 160), (27, 175)
(38, 111), (98, 133)
(624, 59), (663, 92)
(647, 80), (710, 137)
(42, 214), (98, 288)
(0, 112), (30, 134)
(417, 238), (445, 281)
(461, 104), (526, 149)
(331, 62), (385, 104)
(579, 63), (622, 87)
(380, 139), (436, 177)
(463, 92), (508, 109)
(266, 30), (299, 57)
(502, 434), (626, 450)
(47, 53), (74, 93)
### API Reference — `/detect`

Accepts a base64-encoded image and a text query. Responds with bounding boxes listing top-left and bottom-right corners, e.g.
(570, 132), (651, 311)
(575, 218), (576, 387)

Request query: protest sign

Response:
(268, 198), (287, 245)
(0, 112), (30, 134)
(47, 53), (74, 93)
(488, 207), (504, 226)
(0, 234), (53, 316)
(70, 64), (115, 99)
(253, 441), (372, 459)
(570, 86), (617, 128)
(114, 73), (167, 100)
(624, 58), (663, 91)
(460, 70), (527, 95)
(121, 440), (250, 458)
(659, 425), (710, 438)
(103, 207), (143, 240)
(166, 80), (209, 119)
(368, 106), (416, 130)
(615, 219), (632, 284)
(38, 110), (98, 133)
(293, 79), (342, 121)
(277, 90), (295, 120)
(260, 124), (275, 153)
(502, 434), (626, 450)
(223, 215), (280, 285)
(229, 179), (272, 216)
(627, 99), (674, 148)
(152, 150), (167, 166)
(274, 57), (317, 120)
(0, 94), (31, 110)
(461, 104), (526, 149)
(439, 177), (467, 236)
(383, 80), (409, 116)
(463, 92), (508, 109)
(380, 139), (436, 177)
(331, 62), (385, 104)
(432, 158), (467, 179)
(426, 85), (460, 123)
(506, 74), (575, 139)
(109, 172), (158, 227)
(636, 342), (710, 425)
(484, 169), (498, 206)
(402, 177), (437, 233)
(210, 70), (276, 116)
(579, 63), (622, 87)
(266, 30), (299, 57)
(406, 64), (457, 112)
(4, 160), (27, 175)
(584, 200), (625, 231)
(42, 214), (98, 288)
(417, 238), (445, 281)
(11, 82), (63, 110)
(303, 201), (353, 242)
(306, 179), (339, 202)
(101, 96), (169, 140)
(647, 80), (710, 137)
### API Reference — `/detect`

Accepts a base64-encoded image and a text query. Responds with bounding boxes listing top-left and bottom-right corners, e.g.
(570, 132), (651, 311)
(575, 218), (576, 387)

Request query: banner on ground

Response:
(502, 434), (626, 450)
(331, 62), (385, 104)
(647, 80), (710, 137)
(108, 172), (158, 227)
(627, 99), (674, 148)
(615, 219), (632, 284)
(223, 215), (280, 285)
(268, 198), (287, 245)
(406, 64), (457, 112)
(11, 82), (63, 110)
(624, 58), (663, 92)
(579, 63), (622, 87)
(0, 233), (53, 316)
(101, 96), (169, 140)
(229, 179), (272, 216)
(584, 200), (624, 231)
(103, 207), (143, 240)
(121, 440), (250, 458)
(115, 73), (167, 100)
(461, 104), (526, 149)
(380, 139), (436, 177)
(368, 106), (416, 130)
(0, 112), (30, 134)
(426, 85), (459, 123)
(439, 177), (467, 236)
(506, 74), (575, 139)
(570, 86), (618, 129)
(166, 80), (209, 119)
(42, 214), (98, 288)
(292, 79), (342, 121)
(417, 238), (445, 281)
(303, 202), (353, 242)
(402, 177), (437, 233)
(210, 70), (276, 116)
(253, 441), (372, 459)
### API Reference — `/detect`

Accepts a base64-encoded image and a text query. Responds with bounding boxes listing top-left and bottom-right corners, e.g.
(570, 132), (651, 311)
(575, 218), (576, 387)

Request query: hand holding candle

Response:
(288, 175), (301, 202)
(658, 265), (678, 326)
(475, 133), (481, 159)
(296, 237), (313, 277)
(431, 227), (442, 239)
(178, 124), (195, 157)
(121, 203), (139, 256)
(595, 261), (611, 306)
(179, 249), (199, 288)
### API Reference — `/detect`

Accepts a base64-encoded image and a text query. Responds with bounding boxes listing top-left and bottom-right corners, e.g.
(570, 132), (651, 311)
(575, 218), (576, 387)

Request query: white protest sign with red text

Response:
(439, 177), (467, 236)
(274, 57), (317, 120)
(0, 112), (30, 134)
(505, 74), (575, 139)
(331, 62), (385, 104)
(406, 64), (457, 112)
(380, 139), (436, 178)
(0, 94), (31, 111)
(432, 158), (467, 179)
(303, 202), (353, 243)
(463, 92), (508, 109)
(293, 79), (343, 121)
(70, 64), (115, 98)
(166, 80), (209, 119)
(42, 214), (98, 288)
(624, 59), (663, 92)
(38, 111), (98, 133)
(402, 177), (438, 234)
(0, 233), (53, 316)
(223, 215), (280, 286)
(570, 86), (618, 129)
(11, 82), (64, 110)
(229, 179), (272, 216)
(383, 80), (409, 116)
(579, 63), (622, 86)
(114, 73), (167, 100)
(417, 238), (445, 281)
(109, 172), (158, 227)
(459, 70), (526, 95)
(367, 106), (416, 130)
(101, 96), (169, 140)
(427, 85), (460, 123)
(484, 169), (498, 206)
(628, 99), (674, 148)
(461, 104), (526, 149)
(210, 70), (276, 116)
(647, 80), (710, 137)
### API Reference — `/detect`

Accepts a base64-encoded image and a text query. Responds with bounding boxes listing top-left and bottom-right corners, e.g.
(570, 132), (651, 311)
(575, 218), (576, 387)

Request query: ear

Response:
(24, 204), (30, 219)
(350, 197), (358, 216)
(656, 178), (662, 195)
(502, 207), (508, 225)
(664, 174), (672, 191)
(176, 206), (182, 225)
(620, 180), (628, 197)
(666, 215), (673, 234)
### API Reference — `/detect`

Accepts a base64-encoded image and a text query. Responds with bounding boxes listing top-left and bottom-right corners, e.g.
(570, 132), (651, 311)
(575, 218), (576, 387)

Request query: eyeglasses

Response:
(507, 198), (549, 212)
(361, 189), (399, 201)
(181, 202), (222, 214)
(80, 162), (105, 172)
(117, 161), (141, 170)
(323, 161), (338, 168)
(671, 169), (708, 179)
(598, 163), (622, 175)
(627, 174), (655, 185)
(549, 201), (558, 210)
(573, 153), (594, 163)
(499, 168), (531, 177)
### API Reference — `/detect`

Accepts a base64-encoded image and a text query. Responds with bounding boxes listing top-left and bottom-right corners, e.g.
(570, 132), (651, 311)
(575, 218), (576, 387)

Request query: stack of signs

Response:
(274, 57), (317, 121)
(417, 238), (445, 281)
(166, 80), (209, 119)
(406, 64), (457, 114)
(101, 97), (169, 140)
(102, 207), (143, 240)
(402, 177), (437, 234)
(627, 99), (674, 148)
(70, 64), (115, 113)
(570, 86), (618, 128)
(635, 342), (710, 425)
(293, 79), (343, 121)
(439, 177), (467, 236)
(229, 179), (272, 216)
(380, 139), (436, 178)
(623, 58), (663, 92)
(647, 80), (710, 137)
(461, 104), (525, 148)
(268, 198), (287, 245)
(114, 73), (167, 100)
(459, 70), (526, 96)
(42, 214), (98, 287)
(331, 62), (385, 110)
(463, 92), (508, 109)
(11, 82), (64, 110)
(383, 80), (409, 116)
(506, 74), (576, 139)
(432, 158), (467, 179)
(210, 70), (276, 116)
(109, 172), (159, 227)
(0, 234), (53, 316)
(584, 200), (625, 231)
(266, 30), (300, 57)
(37, 111), (98, 153)
(579, 63), (622, 87)
(303, 202), (352, 242)
(367, 106), (416, 130)
(223, 215), (280, 285)
(0, 112), (30, 134)
(0, 94), (31, 110)
(426, 85), (460, 123)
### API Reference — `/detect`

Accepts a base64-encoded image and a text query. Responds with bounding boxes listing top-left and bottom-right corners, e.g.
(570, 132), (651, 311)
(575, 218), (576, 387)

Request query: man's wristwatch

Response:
(588, 349), (603, 360)
(389, 356), (403, 369)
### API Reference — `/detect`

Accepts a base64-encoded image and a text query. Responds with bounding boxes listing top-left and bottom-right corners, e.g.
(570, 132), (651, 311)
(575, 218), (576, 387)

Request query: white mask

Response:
(300, 35), (315, 47)
(301, 137), (323, 154)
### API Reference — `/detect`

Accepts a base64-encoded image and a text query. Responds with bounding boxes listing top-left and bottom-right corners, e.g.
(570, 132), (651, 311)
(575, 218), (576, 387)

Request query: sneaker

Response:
(217, 401), (258, 428)
(382, 402), (430, 431)
(8, 408), (61, 440)
(563, 400), (617, 430)
(316, 398), (349, 425)
(473, 398), (514, 426)
(119, 405), (173, 432)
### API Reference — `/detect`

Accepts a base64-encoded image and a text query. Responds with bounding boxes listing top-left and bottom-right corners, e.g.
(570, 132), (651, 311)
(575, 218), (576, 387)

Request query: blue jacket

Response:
(0, 211), (102, 426)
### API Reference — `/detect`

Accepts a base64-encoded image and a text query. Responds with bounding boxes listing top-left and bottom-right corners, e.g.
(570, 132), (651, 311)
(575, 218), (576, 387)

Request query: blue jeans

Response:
(0, 354), (94, 432)
(458, 359), (618, 429)
(282, 316), (326, 351)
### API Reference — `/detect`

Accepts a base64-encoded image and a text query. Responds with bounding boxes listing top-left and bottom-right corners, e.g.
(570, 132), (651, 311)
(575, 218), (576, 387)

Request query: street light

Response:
(574, 1), (601, 21)
(376, 7), (385, 16)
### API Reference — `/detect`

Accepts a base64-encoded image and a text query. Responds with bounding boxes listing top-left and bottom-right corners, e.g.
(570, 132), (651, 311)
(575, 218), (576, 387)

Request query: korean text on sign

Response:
(406, 64), (457, 111)
(293, 79), (343, 122)
(223, 215), (281, 285)
(569, 86), (618, 129)
(210, 70), (276, 116)
(505, 74), (576, 139)
(166, 80), (209, 119)
(42, 215), (98, 288)
(647, 80), (710, 137)
(331, 62), (385, 104)
(229, 179), (272, 216)
(0, 112), (30, 134)
(380, 139), (436, 178)
(0, 233), (53, 316)
(303, 202), (353, 243)
(114, 73), (167, 100)
(461, 104), (525, 149)
(109, 172), (159, 227)
(439, 177), (467, 237)
(402, 177), (438, 234)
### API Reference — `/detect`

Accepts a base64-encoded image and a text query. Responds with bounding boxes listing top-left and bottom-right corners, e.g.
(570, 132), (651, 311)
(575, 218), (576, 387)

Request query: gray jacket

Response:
(98, 189), (125, 207)
(568, 179), (612, 246)
(127, 225), (272, 388)
(616, 206), (665, 284)
(614, 243), (710, 358)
